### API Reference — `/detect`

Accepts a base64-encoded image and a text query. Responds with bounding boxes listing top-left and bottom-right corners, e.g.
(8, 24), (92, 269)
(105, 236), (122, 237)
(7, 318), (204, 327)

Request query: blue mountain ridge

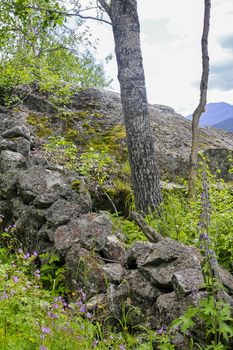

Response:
(212, 118), (233, 133)
(186, 102), (233, 131)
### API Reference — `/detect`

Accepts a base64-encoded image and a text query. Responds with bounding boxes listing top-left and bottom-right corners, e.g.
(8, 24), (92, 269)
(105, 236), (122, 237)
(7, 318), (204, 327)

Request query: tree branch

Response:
(22, 4), (112, 25)
(97, 0), (111, 16)
(77, 13), (111, 25)
(130, 211), (162, 243)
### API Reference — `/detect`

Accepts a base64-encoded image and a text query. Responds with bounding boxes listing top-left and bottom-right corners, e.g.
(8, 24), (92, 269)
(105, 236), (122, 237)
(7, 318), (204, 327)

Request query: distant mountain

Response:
(212, 118), (233, 133)
(186, 102), (233, 130)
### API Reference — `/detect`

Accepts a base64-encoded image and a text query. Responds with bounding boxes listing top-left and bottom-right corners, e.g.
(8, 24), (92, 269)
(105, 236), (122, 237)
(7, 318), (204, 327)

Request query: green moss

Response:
(71, 179), (81, 192)
(65, 128), (79, 142)
(85, 123), (128, 162)
(82, 122), (93, 130)
(73, 110), (90, 120)
(26, 114), (52, 137)
(57, 111), (76, 121)
(92, 111), (104, 118)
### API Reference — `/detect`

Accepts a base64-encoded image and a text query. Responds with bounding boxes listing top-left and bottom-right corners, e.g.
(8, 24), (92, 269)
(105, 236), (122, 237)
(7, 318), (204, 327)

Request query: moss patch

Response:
(71, 179), (81, 192)
(26, 114), (52, 137)
(88, 124), (128, 162)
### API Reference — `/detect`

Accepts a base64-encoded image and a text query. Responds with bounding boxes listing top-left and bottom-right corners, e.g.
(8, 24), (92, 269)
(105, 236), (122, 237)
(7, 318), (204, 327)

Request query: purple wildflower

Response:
(86, 312), (92, 319)
(62, 300), (68, 307)
(18, 248), (23, 254)
(48, 312), (58, 319)
(0, 293), (9, 300)
(34, 269), (40, 278)
(24, 252), (30, 259)
(12, 276), (18, 283)
(33, 251), (38, 257)
(199, 232), (204, 240)
(119, 345), (126, 350)
(40, 346), (47, 350)
(79, 304), (86, 313)
(92, 340), (98, 348)
(80, 289), (86, 301)
(157, 327), (163, 335)
(41, 326), (51, 334)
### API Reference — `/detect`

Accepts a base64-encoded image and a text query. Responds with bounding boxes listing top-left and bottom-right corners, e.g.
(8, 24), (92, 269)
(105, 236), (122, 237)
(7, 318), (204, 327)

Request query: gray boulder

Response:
(54, 213), (112, 254)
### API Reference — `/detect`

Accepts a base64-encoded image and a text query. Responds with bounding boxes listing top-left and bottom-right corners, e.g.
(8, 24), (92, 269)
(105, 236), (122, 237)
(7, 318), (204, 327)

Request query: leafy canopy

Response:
(0, 0), (109, 106)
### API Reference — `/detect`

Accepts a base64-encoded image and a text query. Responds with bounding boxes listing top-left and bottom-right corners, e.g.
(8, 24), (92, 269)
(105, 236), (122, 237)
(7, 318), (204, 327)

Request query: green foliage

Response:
(43, 135), (78, 171)
(0, 226), (156, 349)
(79, 146), (114, 186)
(153, 332), (176, 350)
(148, 166), (233, 273)
(155, 164), (233, 350)
(0, 224), (20, 256)
(111, 214), (146, 245)
(43, 137), (114, 184)
(147, 186), (199, 243)
(39, 252), (67, 296)
(172, 283), (233, 349)
(0, 0), (109, 107)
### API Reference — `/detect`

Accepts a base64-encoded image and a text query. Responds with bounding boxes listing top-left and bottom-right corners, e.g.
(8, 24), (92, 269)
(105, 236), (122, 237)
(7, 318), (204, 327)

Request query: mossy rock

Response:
(87, 124), (128, 162)
(65, 128), (79, 142)
(71, 179), (82, 192)
(26, 114), (52, 137)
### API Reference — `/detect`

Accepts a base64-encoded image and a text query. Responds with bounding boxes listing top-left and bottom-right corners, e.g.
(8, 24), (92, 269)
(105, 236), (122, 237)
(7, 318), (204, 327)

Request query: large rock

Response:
(4, 88), (232, 181)
(136, 239), (202, 289)
(54, 213), (113, 254)
(69, 89), (233, 181)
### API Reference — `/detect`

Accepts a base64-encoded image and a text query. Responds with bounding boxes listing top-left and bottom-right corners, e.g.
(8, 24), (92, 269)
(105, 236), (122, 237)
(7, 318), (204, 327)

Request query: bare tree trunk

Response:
(188, 0), (211, 199)
(98, 0), (162, 214)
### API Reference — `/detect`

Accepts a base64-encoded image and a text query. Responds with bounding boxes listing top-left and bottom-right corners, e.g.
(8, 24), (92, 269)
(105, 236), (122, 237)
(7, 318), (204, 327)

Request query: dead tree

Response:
(188, 0), (211, 199)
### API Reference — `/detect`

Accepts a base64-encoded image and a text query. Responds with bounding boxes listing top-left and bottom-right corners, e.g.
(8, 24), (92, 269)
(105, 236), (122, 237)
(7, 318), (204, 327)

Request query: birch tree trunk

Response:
(188, 0), (211, 199)
(98, 0), (162, 213)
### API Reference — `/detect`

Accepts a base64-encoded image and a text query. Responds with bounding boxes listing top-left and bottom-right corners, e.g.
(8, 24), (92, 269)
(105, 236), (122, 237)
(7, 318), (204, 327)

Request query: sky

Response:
(81, 0), (233, 116)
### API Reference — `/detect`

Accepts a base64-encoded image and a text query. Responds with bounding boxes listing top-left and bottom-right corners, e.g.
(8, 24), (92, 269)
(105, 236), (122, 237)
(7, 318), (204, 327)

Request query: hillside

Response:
(12, 87), (233, 182)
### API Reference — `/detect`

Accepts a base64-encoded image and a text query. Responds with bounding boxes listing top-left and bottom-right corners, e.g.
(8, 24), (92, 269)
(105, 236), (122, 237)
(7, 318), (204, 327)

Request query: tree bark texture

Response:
(188, 0), (211, 199)
(101, 0), (162, 213)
